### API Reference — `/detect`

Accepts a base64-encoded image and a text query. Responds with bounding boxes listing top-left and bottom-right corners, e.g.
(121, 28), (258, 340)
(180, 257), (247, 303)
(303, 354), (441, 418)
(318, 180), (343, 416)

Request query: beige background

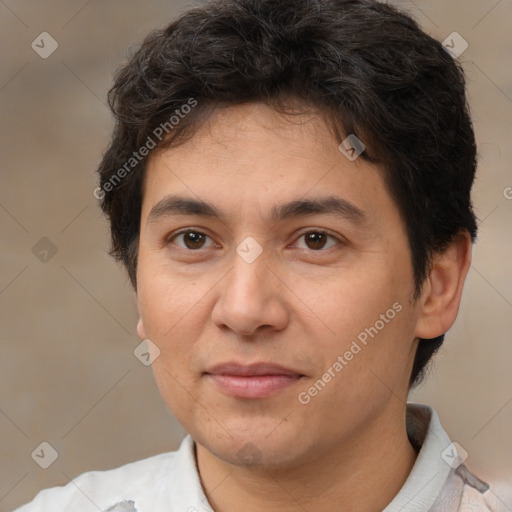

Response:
(0, 0), (511, 510)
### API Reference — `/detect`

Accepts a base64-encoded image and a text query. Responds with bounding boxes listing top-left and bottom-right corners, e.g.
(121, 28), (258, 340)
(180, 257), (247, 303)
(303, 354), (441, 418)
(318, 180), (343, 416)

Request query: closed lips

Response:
(205, 362), (304, 377)
(205, 362), (305, 399)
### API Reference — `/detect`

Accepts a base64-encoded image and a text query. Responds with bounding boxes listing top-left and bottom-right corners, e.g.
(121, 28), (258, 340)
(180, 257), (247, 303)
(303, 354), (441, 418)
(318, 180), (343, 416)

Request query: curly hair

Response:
(97, 0), (478, 387)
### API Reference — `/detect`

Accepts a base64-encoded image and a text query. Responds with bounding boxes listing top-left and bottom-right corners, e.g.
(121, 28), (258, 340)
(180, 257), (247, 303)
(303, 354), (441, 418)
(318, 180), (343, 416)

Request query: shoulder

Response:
(457, 465), (503, 512)
(13, 449), (179, 512)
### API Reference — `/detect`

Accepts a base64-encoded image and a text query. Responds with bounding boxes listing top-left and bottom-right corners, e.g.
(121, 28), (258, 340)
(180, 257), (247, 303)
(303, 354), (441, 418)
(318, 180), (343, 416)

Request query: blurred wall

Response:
(1, 0), (511, 510)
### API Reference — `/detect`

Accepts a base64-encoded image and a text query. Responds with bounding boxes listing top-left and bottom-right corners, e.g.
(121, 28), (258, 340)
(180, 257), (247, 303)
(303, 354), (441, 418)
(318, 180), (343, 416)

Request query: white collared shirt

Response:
(14, 403), (498, 512)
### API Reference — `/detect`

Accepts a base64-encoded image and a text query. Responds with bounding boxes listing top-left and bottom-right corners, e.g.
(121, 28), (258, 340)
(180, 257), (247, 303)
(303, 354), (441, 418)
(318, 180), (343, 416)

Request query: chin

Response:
(191, 415), (312, 469)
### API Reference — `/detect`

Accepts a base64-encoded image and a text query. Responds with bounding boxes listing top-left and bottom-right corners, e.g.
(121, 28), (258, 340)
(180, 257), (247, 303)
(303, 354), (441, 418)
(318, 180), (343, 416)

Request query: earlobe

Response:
(136, 317), (147, 341)
(414, 231), (472, 340)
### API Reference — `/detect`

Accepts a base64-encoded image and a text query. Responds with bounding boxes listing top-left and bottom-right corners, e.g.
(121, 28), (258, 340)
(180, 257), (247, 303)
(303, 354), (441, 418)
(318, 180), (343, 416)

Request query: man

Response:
(16, 0), (499, 510)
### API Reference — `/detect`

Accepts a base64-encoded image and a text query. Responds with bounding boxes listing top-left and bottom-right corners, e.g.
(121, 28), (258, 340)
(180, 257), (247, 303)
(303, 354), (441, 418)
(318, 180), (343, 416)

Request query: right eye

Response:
(167, 229), (218, 251)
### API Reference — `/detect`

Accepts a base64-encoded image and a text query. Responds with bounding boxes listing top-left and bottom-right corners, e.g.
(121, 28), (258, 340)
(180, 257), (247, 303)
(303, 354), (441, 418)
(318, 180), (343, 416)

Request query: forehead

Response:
(140, 103), (395, 227)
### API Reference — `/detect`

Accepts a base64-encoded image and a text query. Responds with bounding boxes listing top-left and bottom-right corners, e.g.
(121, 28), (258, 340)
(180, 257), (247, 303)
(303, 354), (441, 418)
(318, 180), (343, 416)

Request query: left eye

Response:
(293, 231), (339, 251)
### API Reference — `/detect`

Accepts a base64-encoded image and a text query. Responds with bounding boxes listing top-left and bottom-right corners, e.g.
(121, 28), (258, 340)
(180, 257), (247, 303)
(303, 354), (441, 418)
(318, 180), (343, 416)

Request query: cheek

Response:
(295, 257), (414, 389)
(137, 251), (205, 338)
(136, 266), (195, 385)
(136, 267), (207, 421)
(302, 263), (403, 342)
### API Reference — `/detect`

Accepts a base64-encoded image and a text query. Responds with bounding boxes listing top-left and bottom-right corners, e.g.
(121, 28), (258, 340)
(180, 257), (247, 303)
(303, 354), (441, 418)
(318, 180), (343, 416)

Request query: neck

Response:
(196, 405), (418, 512)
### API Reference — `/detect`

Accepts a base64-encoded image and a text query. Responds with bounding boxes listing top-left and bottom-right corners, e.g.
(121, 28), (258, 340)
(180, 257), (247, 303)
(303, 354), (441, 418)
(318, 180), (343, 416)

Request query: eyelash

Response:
(166, 228), (344, 252)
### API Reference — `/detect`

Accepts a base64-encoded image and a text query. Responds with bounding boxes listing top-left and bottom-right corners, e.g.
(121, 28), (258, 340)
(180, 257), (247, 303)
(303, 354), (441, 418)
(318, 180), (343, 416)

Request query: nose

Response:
(210, 246), (290, 338)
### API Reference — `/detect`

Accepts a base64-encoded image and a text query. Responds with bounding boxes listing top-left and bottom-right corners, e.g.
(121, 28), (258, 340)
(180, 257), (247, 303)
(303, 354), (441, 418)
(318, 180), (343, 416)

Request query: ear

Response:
(414, 230), (472, 339)
(136, 316), (147, 341)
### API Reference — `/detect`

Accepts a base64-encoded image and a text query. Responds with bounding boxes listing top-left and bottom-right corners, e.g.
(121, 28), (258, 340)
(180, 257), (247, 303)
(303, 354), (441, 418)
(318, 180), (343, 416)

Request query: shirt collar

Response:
(383, 403), (455, 511)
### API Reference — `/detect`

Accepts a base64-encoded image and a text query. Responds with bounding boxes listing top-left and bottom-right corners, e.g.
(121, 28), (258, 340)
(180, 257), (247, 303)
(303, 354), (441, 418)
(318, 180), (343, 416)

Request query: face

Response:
(136, 103), (421, 469)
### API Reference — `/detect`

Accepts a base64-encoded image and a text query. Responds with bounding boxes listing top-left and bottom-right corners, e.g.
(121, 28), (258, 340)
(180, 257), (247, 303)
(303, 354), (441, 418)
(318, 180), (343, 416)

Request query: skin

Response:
(135, 102), (472, 512)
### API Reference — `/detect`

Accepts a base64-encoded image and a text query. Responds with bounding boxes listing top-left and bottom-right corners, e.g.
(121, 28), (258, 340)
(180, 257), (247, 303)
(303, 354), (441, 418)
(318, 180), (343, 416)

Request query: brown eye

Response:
(170, 230), (215, 250)
(294, 231), (339, 251)
(305, 232), (327, 250)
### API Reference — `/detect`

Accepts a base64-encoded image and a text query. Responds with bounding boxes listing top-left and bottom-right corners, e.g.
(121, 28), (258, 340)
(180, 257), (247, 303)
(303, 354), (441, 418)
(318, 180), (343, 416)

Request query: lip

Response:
(205, 362), (304, 399)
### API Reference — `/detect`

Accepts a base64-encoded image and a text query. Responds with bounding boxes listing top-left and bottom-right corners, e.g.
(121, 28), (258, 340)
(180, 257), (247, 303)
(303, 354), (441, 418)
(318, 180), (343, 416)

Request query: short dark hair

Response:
(97, 0), (478, 388)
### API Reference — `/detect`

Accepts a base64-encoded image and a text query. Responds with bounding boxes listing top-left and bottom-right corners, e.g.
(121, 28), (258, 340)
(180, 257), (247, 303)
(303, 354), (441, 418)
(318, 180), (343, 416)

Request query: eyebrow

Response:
(146, 194), (367, 226)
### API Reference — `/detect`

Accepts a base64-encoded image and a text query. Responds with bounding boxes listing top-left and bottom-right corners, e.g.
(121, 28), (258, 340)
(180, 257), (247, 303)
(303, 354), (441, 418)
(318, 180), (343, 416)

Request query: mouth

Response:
(204, 362), (305, 399)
